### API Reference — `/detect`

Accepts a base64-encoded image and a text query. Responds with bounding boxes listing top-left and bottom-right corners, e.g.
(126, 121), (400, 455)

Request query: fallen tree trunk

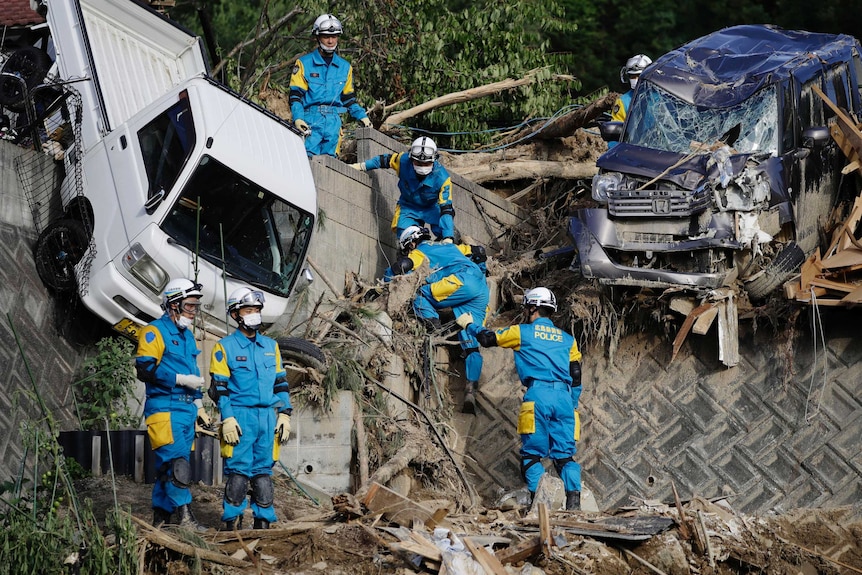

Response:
(382, 67), (574, 127)
(502, 92), (618, 143)
(450, 159), (597, 184)
(355, 442), (422, 500)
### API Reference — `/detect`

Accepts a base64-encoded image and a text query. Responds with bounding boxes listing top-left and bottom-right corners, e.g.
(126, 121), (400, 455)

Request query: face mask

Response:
(319, 41), (337, 54)
(629, 78), (638, 90)
(414, 164), (433, 176)
(176, 315), (193, 330)
(242, 312), (262, 330)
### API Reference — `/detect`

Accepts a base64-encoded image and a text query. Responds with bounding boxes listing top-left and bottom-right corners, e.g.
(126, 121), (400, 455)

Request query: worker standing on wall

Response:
(289, 13), (372, 157)
(136, 278), (209, 530)
(456, 287), (584, 509)
(209, 287), (292, 530)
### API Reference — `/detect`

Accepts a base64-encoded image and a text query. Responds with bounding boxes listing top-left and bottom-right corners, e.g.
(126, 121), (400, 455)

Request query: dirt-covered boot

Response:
(565, 490), (581, 511)
(223, 516), (243, 531)
(152, 507), (172, 527)
(253, 518), (271, 530)
(175, 504), (207, 532)
(462, 381), (477, 414)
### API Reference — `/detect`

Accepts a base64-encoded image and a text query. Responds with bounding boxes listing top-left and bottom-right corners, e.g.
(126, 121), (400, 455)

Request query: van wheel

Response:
(277, 337), (326, 386)
(744, 242), (804, 301)
(34, 219), (89, 292)
(0, 46), (52, 110)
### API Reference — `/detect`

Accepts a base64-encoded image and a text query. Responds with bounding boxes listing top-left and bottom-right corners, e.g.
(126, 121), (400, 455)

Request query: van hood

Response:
(597, 143), (751, 190)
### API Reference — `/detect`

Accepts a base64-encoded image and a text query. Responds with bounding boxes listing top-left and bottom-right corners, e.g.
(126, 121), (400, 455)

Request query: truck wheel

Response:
(34, 219), (89, 292)
(277, 337), (326, 386)
(0, 46), (52, 110)
(744, 242), (804, 301)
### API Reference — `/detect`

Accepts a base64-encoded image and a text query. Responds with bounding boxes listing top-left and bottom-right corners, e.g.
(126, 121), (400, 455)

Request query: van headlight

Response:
(122, 243), (168, 295)
(592, 173), (622, 203)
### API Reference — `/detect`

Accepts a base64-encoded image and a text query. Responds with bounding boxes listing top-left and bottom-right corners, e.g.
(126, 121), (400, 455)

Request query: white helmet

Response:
(523, 287), (557, 312)
(399, 225), (431, 251)
(620, 54), (652, 83)
(312, 13), (343, 36)
(409, 137), (438, 162)
(227, 286), (265, 314)
(162, 278), (203, 310)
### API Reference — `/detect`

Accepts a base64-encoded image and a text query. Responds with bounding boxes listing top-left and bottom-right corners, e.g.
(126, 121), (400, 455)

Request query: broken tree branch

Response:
(501, 92), (618, 144)
(128, 514), (251, 568)
(382, 67), (568, 127)
(451, 159), (597, 184)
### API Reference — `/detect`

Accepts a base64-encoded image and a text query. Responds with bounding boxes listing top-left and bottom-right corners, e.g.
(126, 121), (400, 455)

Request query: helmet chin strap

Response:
(318, 42), (337, 54)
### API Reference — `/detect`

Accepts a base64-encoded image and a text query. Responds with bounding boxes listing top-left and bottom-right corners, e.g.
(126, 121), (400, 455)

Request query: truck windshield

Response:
(625, 83), (779, 155)
(160, 155), (314, 297)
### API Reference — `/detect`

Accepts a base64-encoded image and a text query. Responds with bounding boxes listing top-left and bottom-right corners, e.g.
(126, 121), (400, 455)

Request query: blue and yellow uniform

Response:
(465, 317), (583, 494)
(386, 240), (489, 383)
(608, 90), (633, 148)
(361, 152), (455, 241)
(209, 331), (290, 525)
(136, 314), (203, 516)
(289, 50), (369, 157)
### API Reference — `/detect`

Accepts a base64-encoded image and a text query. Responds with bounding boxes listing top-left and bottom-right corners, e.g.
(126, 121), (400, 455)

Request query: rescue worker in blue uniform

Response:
(351, 136), (455, 243)
(386, 226), (489, 413)
(609, 54), (651, 148)
(136, 278), (210, 529)
(209, 287), (292, 530)
(456, 287), (584, 509)
(289, 13), (371, 157)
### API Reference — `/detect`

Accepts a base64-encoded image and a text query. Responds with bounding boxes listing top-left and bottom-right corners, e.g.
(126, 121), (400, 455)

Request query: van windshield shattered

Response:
(160, 155), (313, 297)
(625, 83), (779, 155)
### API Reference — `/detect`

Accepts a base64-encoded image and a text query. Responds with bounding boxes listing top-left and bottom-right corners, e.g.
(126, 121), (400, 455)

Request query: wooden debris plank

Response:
(538, 503), (553, 557)
(494, 535), (542, 565)
(795, 287), (828, 302)
(464, 537), (510, 575)
(809, 277), (859, 293)
(717, 294), (739, 368)
(821, 247), (862, 269)
(425, 507), (449, 530)
(692, 306), (718, 335)
(389, 541), (441, 562)
(840, 285), (862, 303)
(670, 303), (714, 364)
(363, 482), (436, 527)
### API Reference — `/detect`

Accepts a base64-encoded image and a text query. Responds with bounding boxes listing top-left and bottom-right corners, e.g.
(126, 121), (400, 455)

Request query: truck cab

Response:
(573, 25), (862, 300)
(6, 0), (316, 337)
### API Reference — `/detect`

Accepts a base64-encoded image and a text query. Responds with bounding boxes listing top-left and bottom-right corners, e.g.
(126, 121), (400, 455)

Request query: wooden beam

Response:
(494, 535), (542, 565)
(464, 537), (509, 575)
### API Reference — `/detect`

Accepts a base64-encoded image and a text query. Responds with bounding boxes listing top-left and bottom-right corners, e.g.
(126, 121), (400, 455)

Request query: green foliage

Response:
(73, 337), (140, 431)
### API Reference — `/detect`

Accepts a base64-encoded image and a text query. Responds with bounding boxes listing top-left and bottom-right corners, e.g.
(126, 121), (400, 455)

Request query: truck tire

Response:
(34, 219), (89, 292)
(277, 337), (326, 385)
(744, 242), (805, 302)
(0, 46), (52, 110)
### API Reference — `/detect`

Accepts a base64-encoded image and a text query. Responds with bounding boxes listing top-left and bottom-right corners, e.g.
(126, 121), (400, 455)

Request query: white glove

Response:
(221, 417), (242, 445)
(349, 162), (367, 171)
(176, 374), (205, 391)
(455, 312), (474, 329)
(294, 119), (311, 136)
(360, 117), (372, 128)
(276, 412), (291, 444)
(441, 237), (454, 244)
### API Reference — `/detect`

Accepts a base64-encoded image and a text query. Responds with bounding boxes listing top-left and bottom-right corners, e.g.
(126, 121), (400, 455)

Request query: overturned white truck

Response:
(575, 25), (862, 302)
(3, 0), (316, 339)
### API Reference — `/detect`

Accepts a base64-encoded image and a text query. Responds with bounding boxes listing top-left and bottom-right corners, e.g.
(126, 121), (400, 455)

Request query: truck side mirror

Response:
(293, 268), (314, 293)
(144, 188), (166, 215)
(598, 121), (623, 143)
(801, 126), (830, 149)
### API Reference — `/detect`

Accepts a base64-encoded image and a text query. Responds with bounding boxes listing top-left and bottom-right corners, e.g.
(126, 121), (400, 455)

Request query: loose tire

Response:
(744, 242), (805, 301)
(34, 218), (89, 292)
(0, 46), (52, 110)
(277, 337), (326, 386)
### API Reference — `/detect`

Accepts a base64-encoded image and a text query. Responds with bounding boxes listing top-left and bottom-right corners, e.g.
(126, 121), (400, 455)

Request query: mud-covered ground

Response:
(76, 474), (862, 575)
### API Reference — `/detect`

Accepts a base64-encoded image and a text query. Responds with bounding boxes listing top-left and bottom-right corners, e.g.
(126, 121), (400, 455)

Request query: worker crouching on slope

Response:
(456, 287), (584, 509)
(136, 278), (210, 530)
(209, 287), (292, 530)
(386, 226), (490, 413)
(351, 137), (456, 244)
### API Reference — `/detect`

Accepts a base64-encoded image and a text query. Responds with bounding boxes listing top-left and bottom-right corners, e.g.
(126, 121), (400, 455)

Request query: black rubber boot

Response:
(175, 504), (207, 532)
(223, 516), (243, 531)
(152, 507), (172, 527)
(565, 490), (581, 511)
(253, 518), (271, 530)
(421, 317), (442, 332)
(462, 381), (477, 414)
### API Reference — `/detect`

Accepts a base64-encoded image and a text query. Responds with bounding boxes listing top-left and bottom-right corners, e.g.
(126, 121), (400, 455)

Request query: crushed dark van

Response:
(571, 25), (862, 300)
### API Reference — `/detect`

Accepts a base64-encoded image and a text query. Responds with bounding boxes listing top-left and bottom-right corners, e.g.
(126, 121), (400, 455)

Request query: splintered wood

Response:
(786, 87), (862, 306)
